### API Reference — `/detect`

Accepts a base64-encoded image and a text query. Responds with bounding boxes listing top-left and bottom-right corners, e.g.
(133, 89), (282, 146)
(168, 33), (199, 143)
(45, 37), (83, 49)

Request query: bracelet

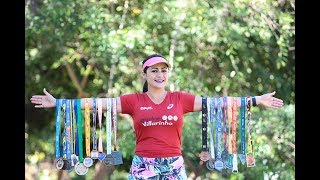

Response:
(252, 96), (257, 107)
(246, 96), (251, 108)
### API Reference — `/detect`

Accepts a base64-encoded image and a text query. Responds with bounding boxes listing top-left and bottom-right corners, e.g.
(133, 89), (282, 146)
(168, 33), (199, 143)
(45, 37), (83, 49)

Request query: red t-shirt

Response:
(120, 91), (195, 158)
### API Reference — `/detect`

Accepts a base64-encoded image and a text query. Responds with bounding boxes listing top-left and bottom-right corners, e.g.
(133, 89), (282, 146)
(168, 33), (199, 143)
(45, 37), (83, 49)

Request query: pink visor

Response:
(142, 57), (170, 71)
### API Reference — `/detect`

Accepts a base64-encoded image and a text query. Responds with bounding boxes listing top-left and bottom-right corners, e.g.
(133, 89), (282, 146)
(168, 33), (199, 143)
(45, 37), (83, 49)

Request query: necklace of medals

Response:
(54, 99), (64, 170)
(74, 99), (89, 175)
(103, 98), (114, 166)
(83, 98), (93, 167)
(90, 98), (99, 159)
(112, 98), (123, 165)
(97, 98), (107, 161)
(231, 97), (238, 173)
(246, 97), (256, 167)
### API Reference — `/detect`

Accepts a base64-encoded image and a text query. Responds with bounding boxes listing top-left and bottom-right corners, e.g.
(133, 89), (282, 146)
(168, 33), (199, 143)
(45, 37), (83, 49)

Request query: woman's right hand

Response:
(30, 88), (56, 108)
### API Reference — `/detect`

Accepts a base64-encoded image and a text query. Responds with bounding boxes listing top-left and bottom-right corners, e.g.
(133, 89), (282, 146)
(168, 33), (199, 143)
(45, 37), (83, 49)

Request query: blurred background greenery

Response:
(25, 0), (294, 179)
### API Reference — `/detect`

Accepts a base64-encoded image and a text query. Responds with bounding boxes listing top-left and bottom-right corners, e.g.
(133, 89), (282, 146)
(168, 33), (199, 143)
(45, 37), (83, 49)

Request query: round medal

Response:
(75, 162), (89, 175)
(54, 158), (64, 170)
(83, 157), (94, 167)
(206, 159), (215, 171)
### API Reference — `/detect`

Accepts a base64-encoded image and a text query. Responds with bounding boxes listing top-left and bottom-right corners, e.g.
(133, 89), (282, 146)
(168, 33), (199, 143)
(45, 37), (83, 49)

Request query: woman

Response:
(30, 54), (284, 179)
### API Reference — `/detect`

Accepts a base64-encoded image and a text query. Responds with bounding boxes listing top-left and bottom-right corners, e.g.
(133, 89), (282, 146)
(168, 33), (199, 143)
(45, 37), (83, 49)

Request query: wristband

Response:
(252, 97), (257, 107)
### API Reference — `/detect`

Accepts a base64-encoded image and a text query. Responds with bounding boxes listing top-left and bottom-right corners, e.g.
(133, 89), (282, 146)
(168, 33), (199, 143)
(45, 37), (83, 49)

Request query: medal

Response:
(83, 157), (93, 167)
(54, 100), (63, 170)
(98, 152), (107, 161)
(71, 154), (79, 166)
(239, 97), (246, 165)
(214, 98), (224, 172)
(232, 154), (238, 173)
(103, 154), (114, 166)
(206, 159), (215, 171)
(110, 98), (123, 165)
(91, 150), (99, 159)
(246, 153), (255, 167)
(84, 98), (91, 164)
(214, 159), (224, 172)
(238, 154), (246, 165)
(97, 98), (106, 162)
(91, 99), (99, 160)
(54, 158), (64, 170)
(231, 98), (238, 174)
(75, 162), (88, 175)
(74, 99), (88, 174)
(246, 97), (256, 168)
(112, 151), (123, 165)
(221, 150), (229, 169)
(226, 154), (233, 169)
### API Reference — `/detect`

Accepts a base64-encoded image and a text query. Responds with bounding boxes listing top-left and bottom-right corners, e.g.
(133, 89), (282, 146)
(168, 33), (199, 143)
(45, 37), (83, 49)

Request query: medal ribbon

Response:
(227, 97), (233, 154)
(55, 99), (62, 158)
(84, 98), (91, 157)
(70, 100), (77, 166)
(201, 97), (208, 151)
(92, 98), (98, 150)
(231, 97), (237, 154)
(112, 98), (118, 151)
(247, 97), (254, 154)
(65, 99), (72, 161)
(240, 97), (246, 155)
(223, 97), (228, 151)
(246, 97), (256, 167)
(231, 97), (238, 173)
(76, 99), (84, 163)
(98, 98), (103, 153)
(74, 100), (79, 157)
(106, 98), (112, 154)
(61, 99), (67, 159)
(207, 98), (215, 159)
(216, 97), (223, 159)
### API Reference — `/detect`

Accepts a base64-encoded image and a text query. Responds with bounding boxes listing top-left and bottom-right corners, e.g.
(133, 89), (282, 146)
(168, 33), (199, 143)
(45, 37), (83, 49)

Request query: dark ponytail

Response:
(142, 54), (165, 92)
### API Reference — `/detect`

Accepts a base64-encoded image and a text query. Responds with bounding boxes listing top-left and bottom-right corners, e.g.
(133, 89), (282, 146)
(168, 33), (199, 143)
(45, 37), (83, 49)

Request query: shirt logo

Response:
(141, 114), (178, 127)
(167, 104), (174, 109)
(140, 106), (153, 110)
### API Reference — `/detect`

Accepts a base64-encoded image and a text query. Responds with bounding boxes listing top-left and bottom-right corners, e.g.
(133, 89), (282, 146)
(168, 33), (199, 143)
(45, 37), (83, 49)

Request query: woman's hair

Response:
(142, 54), (166, 92)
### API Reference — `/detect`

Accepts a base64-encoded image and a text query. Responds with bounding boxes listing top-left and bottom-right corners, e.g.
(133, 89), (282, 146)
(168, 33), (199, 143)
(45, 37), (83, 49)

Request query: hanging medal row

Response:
(54, 98), (123, 176)
(202, 96), (255, 174)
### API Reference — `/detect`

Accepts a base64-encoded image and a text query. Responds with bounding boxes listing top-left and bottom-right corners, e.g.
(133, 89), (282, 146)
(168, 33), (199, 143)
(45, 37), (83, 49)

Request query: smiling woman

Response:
(30, 53), (284, 179)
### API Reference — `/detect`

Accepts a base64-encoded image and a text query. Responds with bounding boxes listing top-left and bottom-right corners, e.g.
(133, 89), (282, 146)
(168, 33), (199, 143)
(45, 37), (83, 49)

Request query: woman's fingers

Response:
(30, 95), (44, 104)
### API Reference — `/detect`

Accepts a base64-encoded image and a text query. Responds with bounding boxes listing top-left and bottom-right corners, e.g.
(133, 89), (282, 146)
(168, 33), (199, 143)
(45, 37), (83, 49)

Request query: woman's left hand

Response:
(258, 91), (284, 108)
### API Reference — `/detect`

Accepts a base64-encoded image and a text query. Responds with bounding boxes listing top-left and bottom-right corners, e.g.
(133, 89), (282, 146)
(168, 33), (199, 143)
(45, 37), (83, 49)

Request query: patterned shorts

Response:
(128, 155), (188, 180)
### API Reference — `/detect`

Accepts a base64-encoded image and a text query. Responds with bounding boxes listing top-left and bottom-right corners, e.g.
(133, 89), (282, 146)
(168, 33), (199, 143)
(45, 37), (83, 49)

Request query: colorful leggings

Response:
(128, 155), (188, 180)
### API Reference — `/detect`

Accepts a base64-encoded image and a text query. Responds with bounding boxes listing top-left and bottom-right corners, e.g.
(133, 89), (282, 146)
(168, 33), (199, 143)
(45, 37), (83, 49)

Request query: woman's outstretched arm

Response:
(30, 88), (122, 113)
(193, 91), (284, 112)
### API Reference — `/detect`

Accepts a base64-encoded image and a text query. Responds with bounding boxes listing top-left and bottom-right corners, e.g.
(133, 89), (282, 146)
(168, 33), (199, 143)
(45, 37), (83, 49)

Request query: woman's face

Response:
(143, 62), (169, 90)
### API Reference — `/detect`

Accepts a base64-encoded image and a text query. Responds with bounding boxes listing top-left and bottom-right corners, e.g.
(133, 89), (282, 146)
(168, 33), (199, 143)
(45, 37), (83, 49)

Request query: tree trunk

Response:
(94, 161), (115, 180)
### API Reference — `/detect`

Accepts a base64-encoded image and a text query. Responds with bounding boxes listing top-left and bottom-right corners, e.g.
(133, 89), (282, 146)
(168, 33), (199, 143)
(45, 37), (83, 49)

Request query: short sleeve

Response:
(179, 92), (195, 113)
(120, 93), (137, 115)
